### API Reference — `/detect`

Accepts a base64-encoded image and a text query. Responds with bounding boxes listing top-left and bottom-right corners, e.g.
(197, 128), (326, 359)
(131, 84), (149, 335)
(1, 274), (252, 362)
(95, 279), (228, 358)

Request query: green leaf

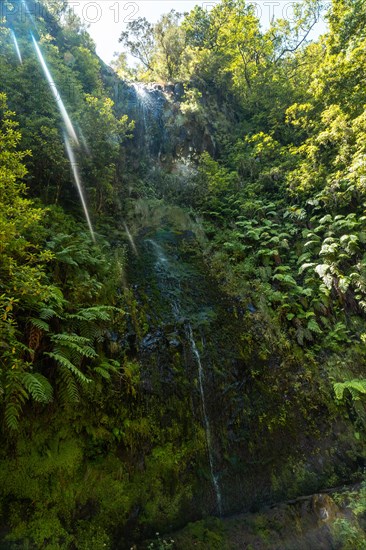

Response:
(30, 318), (50, 332)
(334, 379), (366, 401)
(45, 352), (91, 384)
(307, 318), (322, 334)
(299, 262), (316, 274)
(21, 373), (53, 403)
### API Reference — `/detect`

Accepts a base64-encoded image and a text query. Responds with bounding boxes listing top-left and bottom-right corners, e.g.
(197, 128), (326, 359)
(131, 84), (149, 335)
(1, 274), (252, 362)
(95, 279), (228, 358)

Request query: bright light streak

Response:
(64, 134), (96, 242)
(31, 33), (79, 145)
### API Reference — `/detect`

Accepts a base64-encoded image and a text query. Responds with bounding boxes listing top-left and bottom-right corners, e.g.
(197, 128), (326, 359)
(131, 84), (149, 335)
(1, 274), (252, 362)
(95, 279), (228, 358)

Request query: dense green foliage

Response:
(0, 89), (124, 429)
(1, 0), (366, 547)
(129, 0), (366, 396)
(118, 0), (366, 409)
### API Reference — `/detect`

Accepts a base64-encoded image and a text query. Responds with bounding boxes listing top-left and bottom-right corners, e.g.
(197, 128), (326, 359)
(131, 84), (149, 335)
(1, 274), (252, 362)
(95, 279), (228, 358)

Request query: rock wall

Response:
(104, 75), (216, 165)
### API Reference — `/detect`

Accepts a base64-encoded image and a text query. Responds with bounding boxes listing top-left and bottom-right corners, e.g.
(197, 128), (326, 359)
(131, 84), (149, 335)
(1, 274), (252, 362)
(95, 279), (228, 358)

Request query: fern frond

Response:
(4, 402), (21, 431)
(65, 306), (116, 323)
(53, 342), (96, 359)
(94, 360), (119, 380)
(51, 334), (91, 345)
(21, 373), (53, 403)
(57, 366), (80, 403)
(45, 352), (91, 384)
(94, 366), (111, 380)
(79, 324), (104, 343)
(39, 307), (61, 320)
(334, 379), (366, 401)
(29, 318), (50, 332)
(50, 334), (97, 358)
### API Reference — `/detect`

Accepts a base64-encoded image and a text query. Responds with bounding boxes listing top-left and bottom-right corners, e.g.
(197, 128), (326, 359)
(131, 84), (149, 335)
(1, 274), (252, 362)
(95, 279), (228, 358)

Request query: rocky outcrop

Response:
(109, 78), (216, 164)
(168, 486), (362, 550)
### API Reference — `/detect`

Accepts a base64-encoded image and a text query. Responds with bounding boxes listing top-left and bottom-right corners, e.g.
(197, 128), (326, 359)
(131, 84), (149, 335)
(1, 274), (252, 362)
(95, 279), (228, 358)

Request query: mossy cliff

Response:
(1, 207), (364, 549)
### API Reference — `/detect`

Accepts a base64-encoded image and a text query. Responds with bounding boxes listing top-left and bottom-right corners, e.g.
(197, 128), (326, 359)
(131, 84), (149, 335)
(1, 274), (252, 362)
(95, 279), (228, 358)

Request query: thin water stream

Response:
(132, 83), (154, 144)
(185, 323), (223, 515)
(146, 238), (223, 514)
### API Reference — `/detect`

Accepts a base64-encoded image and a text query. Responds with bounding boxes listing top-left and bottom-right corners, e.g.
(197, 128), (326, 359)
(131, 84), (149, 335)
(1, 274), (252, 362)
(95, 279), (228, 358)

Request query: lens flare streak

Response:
(21, 0), (38, 29)
(10, 30), (22, 64)
(123, 223), (138, 256)
(31, 34), (79, 145)
(64, 135), (95, 242)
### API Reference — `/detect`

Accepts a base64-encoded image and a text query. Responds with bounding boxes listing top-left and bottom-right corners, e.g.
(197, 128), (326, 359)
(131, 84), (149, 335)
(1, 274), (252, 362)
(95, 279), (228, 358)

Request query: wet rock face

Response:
(123, 225), (365, 522)
(113, 80), (216, 162)
(312, 494), (341, 524)
(140, 330), (165, 353)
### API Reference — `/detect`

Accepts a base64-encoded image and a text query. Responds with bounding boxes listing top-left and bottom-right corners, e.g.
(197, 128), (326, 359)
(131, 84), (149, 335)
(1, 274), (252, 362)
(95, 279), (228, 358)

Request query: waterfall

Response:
(130, 83), (165, 156)
(146, 239), (169, 268)
(186, 324), (223, 516)
(147, 238), (223, 515)
(132, 83), (153, 142)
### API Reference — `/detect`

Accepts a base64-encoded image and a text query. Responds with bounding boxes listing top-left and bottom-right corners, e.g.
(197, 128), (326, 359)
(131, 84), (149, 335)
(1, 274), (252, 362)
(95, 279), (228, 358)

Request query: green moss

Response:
(174, 518), (228, 550)
(74, 524), (111, 550)
(6, 514), (73, 549)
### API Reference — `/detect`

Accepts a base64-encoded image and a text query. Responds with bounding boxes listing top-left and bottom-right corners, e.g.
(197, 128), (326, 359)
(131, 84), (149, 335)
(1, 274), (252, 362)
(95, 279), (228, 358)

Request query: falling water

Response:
(64, 135), (95, 242)
(186, 324), (223, 515)
(146, 239), (169, 268)
(132, 83), (152, 130)
(10, 30), (22, 64)
(132, 83), (156, 149)
(146, 238), (180, 306)
(31, 34), (79, 145)
(147, 238), (223, 514)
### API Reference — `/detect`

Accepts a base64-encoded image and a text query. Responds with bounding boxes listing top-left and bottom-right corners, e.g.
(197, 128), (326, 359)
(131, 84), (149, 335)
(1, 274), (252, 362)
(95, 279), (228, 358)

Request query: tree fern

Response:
(51, 334), (91, 345)
(50, 333), (97, 359)
(79, 323), (105, 343)
(39, 306), (61, 321)
(65, 306), (116, 323)
(2, 370), (53, 430)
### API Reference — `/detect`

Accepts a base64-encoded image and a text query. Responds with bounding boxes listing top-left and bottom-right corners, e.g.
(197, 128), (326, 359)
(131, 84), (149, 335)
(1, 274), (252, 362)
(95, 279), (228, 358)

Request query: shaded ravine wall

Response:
(102, 77), (366, 538)
(120, 215), (366, 527)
